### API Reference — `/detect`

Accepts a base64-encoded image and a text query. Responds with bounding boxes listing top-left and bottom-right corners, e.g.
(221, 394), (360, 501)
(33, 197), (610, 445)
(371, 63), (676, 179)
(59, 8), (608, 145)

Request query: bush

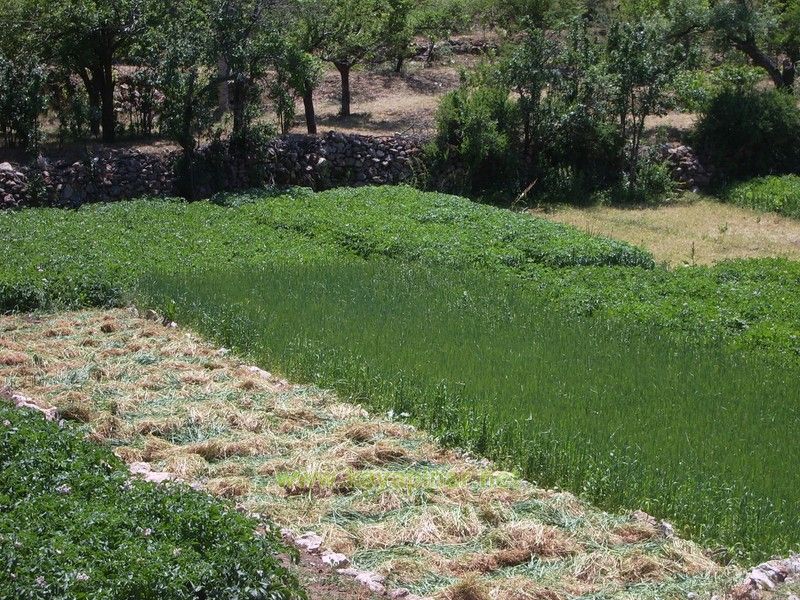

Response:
(0, 404), (305, 600)
(723, 175), (800, 219)
(694, 88), (800, 179)
(429, 81), (520, 195)
(0, 53), (48, 151)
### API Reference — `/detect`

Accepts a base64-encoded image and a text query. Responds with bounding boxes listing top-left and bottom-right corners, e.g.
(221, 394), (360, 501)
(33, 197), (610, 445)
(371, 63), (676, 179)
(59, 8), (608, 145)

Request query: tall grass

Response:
(141, 262), (800, 563)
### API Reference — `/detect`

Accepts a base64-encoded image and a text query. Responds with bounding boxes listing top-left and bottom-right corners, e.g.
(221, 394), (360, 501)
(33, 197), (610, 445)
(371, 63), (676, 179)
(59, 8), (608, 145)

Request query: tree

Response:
(144, 1), (216, 198)
(211, 0), (288, 144)
(606, 16), (694, 182)
(710, 0), (796, 89)
(274, 43), (323, 133)
(306, 0), (412, 116)
(24, 0), (148, 142)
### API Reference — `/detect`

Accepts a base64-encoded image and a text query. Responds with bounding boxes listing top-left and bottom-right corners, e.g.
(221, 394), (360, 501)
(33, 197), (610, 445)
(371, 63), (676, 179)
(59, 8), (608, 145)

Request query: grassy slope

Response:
(723, 175), (800, 219)
(142, 263), (800, 561)
(0, 309), (741, 600)
(0, 402), (303, 600)
(0, 186), (651, 312)
(0, 186), (798, 358)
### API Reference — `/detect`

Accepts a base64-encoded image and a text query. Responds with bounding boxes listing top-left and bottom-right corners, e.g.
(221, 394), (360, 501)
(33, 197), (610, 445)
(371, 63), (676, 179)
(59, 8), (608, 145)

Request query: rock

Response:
(321, 551), (349, 568)
(660, 521), (675, 539)
(0, 162), (14, 172)
(295, 531), (324, 553)
(390, 589), (411, 598)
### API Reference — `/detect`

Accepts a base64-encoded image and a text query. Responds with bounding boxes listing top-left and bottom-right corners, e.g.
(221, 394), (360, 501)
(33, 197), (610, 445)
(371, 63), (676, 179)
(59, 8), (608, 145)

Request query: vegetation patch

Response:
(0, 309), (742, 599)
(140, 263), (800, 561)
(723, 176), (800, 220)
(0, 399), (304, 600)
(0, 186), (652, 312)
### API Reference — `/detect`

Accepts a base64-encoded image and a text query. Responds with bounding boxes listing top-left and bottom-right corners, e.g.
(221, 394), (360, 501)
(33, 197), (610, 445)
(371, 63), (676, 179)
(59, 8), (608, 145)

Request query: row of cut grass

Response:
(0, 403), (305, 600)
(140, 262), (800, 563)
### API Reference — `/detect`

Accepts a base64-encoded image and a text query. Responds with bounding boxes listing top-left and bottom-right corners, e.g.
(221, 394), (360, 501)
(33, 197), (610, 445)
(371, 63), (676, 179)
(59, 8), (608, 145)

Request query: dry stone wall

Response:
(0, 131), (425, 209)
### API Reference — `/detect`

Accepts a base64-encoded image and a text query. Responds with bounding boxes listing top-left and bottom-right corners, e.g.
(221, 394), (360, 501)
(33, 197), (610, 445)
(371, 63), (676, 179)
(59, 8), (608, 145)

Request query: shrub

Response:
(429, 80), (520, 195)
(723, 175), (800, 218)
(694, 88), (800, 179)
(0, 403), (305, 600)
(0, 53), (48, 151)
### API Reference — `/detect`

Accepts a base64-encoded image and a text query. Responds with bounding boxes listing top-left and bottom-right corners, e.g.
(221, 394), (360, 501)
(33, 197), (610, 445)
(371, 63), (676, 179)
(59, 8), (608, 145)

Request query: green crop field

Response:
(140, 262), (800, 562)
(2, 185), (800, 563)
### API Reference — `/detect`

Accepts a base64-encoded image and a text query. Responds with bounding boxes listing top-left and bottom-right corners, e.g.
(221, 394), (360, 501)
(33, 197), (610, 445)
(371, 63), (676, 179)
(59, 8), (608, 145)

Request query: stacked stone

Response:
(660, 143), (713, 192)
(0, 162), (28, 209)
(0, 131), (426, 209)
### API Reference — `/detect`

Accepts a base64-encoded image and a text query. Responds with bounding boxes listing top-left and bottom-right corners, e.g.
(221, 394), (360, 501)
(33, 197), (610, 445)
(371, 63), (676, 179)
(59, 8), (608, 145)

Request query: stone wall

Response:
(0, 131), (425, 209)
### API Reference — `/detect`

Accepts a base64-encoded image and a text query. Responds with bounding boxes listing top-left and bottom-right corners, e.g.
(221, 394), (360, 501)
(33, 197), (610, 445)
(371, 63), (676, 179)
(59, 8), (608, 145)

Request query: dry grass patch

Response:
(162, 453), (210, 478)
(206, 476), (252, 498)
(0, 350), (28, 366)
(533, 195), (800, 266)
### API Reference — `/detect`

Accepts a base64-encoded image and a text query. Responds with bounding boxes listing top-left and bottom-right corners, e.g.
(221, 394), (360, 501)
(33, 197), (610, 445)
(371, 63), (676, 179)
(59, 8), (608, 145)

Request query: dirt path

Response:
(532, 196), (800, 267)
(1, 309), (747, 599)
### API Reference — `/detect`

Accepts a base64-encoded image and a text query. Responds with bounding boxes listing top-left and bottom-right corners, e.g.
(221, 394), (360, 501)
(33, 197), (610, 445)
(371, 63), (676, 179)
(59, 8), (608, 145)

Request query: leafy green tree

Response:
(710, 0), (795, 89)
(144, 1), (216, 197)
(274, 43), (323, 133)
(210, 0), (288, 144)
(303, 0), (412, 116)
(606, 16), (694, 182)
(21, 0), (149, 142)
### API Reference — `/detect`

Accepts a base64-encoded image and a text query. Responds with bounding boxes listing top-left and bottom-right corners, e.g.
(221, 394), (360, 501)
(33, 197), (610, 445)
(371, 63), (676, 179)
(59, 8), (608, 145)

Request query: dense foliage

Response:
(139, 261), (800, 561)
(694, 87), (800, 179)
(0, 404), (305, 600)
(723, 175), (800, 218)
(1, 187), (798, 360)
(428, 14), (687, 202)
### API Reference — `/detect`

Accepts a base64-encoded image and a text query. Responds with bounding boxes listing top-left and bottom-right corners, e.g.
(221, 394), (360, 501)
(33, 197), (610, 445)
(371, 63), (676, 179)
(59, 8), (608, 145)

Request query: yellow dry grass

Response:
(0, 308), (744, 599)
(532, 195), (800, 267)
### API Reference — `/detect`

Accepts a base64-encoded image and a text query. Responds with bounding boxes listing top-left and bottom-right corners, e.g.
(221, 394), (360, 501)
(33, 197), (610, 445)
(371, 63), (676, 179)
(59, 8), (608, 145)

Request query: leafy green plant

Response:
(723, 175), (800, 218)
(0, 403), (305, 600)
(694, 87), (800, 179)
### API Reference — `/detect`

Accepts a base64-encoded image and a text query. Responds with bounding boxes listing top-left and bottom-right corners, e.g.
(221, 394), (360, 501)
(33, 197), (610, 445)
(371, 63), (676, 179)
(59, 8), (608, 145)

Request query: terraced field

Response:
(0, 309), (748, 599)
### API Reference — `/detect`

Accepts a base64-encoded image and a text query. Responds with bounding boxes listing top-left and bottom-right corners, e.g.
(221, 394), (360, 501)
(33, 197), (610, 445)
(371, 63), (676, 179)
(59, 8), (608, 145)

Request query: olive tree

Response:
(23, 0), (148, 142)
(303, 0), (412, 116)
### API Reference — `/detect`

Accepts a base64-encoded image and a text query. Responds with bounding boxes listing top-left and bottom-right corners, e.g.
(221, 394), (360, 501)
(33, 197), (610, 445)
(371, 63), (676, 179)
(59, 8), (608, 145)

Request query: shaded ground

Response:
(532, 194), (800, 267)
(0, 309), (748, 599)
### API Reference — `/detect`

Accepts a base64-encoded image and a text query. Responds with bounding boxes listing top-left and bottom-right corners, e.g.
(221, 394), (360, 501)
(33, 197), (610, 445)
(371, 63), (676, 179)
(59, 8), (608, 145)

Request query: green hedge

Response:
(0, 404), (305, 600)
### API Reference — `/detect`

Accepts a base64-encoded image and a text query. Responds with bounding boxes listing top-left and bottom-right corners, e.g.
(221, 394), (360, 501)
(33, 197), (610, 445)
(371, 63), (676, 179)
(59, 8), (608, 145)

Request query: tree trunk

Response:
(733, 37), (789, 89)
(79, 70), (102, 138)
(303, 88), (317, 134)
(336, 63), (351, 117)
(782, 59), (796, 89)
(217, 56), (230, 116)
(394, 55), (405, 74)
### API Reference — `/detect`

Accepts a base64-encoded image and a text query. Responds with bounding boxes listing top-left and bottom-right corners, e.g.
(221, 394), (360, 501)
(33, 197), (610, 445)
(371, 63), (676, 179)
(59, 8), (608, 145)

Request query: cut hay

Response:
(0, 350), (28, 366)
(134, 417), (185, 436)
(57, 392), (97, 423)
(205, 476), (252, 498)
(162, 453), (210, 478)
(438, 575), (491, 600)
(114, 446), (145, 462)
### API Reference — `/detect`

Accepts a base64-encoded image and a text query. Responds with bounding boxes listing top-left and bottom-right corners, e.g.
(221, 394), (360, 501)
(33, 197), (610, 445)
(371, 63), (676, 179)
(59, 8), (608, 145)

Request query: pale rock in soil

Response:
(321, 551), (349, 568)
(295, 531), (324, 553)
